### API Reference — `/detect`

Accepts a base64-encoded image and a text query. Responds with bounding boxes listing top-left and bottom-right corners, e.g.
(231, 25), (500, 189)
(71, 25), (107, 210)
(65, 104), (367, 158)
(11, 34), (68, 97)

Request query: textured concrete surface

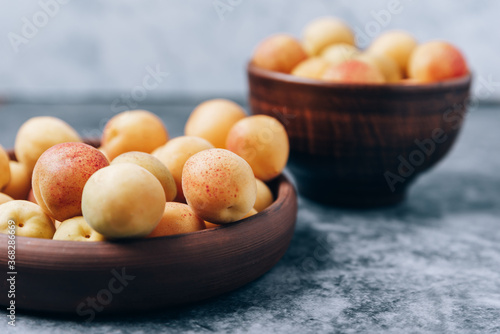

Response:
(0, 103), (499, 333)
(0, 0), (498, 101)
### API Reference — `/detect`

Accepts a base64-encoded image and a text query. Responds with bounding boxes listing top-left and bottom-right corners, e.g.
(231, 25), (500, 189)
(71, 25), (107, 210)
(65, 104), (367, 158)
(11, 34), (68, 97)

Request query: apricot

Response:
(226, 115), (289, 181)
(356, 53), (402, 83)
(152, 136), (214, 202)
(243, 208), (258, 218)
(302, 17), (355, 56)
(147, 202), (205, 237)
(53, 216), (105, 242)
(322, 60), (385, 84)
(321, 43), (360, 66)
(32, 142), (109, 222)
(0, 193), (14, 205)
(0, 145), (9, 190)
(291, 57), (330, 80)
(0, 200), (55, 239)
(27, 189), (36, 204)
(254, 179), (274, 212)
(252, 34), (308, 73)
(408, 41), (468, 82)
(82, 163), (166, 239)
(3, 161), (31, 200)
(368, 30), (418, 75)
(14, 117), (81, 172)
(112, 151), (177, 202)
(185, 99), (246, 148)
(97, 147), (110, 161)
(182, 149), (257, 224)
(204, 221), (220, 229)
(399, 78), (420, 85)
(101, 110), (169, 160)
(204, 207), (258, 228)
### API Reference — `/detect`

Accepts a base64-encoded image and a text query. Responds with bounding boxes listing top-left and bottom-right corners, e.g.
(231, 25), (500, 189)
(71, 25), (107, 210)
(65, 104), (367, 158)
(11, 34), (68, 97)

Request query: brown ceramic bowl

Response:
(248, 63), (472, 207)
(0, 144), (297, 315)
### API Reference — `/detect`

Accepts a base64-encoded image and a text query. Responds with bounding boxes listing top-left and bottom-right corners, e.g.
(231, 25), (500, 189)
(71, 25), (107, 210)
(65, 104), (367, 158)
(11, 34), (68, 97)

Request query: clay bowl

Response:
(0, 144), (297, 315)
(248, 63), (472, 207)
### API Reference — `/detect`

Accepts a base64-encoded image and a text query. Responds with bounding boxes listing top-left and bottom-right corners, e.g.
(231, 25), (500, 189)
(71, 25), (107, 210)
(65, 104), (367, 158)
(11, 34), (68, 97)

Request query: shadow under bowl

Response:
(247, 63), (472, 207)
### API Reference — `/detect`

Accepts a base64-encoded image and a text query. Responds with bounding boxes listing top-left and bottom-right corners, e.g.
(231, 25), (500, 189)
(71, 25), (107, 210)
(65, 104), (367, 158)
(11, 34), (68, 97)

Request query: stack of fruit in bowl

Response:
(251, 16), (469, 83)
(247, 16), (472, 207)
(0, 99), (289, 242)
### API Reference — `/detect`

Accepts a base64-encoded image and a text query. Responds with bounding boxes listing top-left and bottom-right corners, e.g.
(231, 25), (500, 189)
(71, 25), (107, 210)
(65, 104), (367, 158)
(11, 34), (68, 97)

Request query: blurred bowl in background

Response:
(247, 63), (472, 207)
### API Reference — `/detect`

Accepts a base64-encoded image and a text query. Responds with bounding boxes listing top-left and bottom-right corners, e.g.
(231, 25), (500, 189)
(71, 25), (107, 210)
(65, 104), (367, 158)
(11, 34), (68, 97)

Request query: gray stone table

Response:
(0, 101), (499, 333)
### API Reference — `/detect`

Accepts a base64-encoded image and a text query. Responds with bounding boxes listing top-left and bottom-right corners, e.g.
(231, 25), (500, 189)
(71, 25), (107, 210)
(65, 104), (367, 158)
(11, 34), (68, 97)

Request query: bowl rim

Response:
(247, 62), (472, 92)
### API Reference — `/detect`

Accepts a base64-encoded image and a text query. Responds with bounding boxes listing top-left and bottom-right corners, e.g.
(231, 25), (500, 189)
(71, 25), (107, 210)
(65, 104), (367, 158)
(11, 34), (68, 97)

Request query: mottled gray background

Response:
(0, 0), (498, 101)
(1, 2), (500, 333)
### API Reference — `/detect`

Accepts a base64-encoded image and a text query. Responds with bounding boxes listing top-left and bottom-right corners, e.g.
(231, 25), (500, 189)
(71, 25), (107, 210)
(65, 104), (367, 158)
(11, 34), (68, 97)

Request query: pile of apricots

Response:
(251, 17), (469, 84)
(0, 99), (288, 241)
